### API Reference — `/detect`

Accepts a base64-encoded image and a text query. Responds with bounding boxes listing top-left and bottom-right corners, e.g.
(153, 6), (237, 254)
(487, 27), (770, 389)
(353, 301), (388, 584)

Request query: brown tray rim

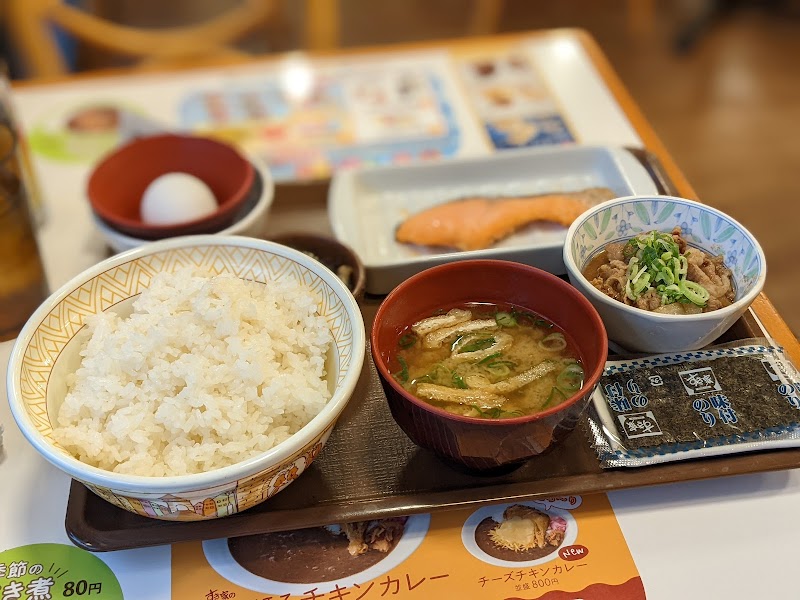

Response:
(65, 151), (800, 552)
(65, 427), (800, 552)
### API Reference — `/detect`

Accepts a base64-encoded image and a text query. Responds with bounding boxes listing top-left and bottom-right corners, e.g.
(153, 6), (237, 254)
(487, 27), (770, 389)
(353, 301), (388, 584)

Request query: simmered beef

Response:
(587, 227), (735, 313)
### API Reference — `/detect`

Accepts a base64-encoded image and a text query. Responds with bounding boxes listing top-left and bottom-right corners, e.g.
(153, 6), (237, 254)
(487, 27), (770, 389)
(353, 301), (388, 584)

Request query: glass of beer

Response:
(0, 75), (48, 341)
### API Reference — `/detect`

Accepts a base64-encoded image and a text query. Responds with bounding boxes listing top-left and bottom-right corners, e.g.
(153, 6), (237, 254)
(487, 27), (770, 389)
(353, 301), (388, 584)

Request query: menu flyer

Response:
(0, 544), (124, 600)
(454, 47), (575, 149)
(19, 52), (482, 183)
(172, 494), (644, 600)
(13, 34), (642, 188)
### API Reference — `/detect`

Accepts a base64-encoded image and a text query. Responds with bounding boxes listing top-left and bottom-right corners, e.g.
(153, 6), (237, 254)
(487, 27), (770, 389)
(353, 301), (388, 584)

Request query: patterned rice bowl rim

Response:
(566, 195), (766, 314)
(85, 425), (333, 520)
(7, 235), (366, 494)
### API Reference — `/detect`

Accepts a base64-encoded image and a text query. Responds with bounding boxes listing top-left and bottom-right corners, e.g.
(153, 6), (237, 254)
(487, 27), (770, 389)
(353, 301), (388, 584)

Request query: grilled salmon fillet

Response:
(395, 187), (616, 251)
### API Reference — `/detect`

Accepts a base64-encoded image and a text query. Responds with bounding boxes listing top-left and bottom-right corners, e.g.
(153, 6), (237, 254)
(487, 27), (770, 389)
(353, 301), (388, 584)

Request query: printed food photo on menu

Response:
(228, 519), (409, 583)
(462, 502), (577, 567)
(28, 102), (130, 163)
(458, 49), (575, 148)
(201, 515), (430, 594)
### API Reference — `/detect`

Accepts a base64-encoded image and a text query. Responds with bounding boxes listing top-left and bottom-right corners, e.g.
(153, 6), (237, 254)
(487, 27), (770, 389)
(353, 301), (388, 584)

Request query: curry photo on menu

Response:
(475, 505), (568, 562)
(226, 518), (410, 584)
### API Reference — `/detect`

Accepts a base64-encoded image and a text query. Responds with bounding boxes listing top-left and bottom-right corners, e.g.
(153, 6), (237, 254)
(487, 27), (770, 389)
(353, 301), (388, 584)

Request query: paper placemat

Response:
(171, 494), (643, 599)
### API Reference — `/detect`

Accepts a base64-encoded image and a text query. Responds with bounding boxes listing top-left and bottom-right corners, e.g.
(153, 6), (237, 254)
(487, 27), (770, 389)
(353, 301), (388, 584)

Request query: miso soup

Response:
(391, 302), (584, 419)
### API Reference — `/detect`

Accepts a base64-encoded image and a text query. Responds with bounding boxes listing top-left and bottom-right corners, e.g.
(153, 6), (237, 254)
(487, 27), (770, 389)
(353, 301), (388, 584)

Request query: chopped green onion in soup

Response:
(391, 303), (583, 419)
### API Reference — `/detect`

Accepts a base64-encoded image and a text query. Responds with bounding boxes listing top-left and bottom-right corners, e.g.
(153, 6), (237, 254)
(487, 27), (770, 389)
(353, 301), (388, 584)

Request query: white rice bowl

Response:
(7, 236), (365, 521)
(53, 269), (333, 477)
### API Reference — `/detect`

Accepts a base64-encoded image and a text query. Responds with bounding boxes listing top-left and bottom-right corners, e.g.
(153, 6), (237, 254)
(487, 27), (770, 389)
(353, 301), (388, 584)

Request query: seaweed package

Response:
(588, 341), (800, 468)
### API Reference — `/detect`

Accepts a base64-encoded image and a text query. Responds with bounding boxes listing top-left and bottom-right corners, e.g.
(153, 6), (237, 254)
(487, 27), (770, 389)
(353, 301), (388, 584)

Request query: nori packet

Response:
(588, 340), (800, 468)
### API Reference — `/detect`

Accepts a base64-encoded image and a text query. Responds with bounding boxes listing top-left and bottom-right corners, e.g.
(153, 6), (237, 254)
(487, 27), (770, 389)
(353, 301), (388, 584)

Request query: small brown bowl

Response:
(268, 233), (366, 302)
(87, 134), (254, 240)
(371, 260), (607, 474)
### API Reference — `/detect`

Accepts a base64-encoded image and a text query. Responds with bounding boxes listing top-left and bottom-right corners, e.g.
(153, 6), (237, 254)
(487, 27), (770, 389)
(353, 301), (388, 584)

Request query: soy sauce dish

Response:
(371, 260), (607, 474)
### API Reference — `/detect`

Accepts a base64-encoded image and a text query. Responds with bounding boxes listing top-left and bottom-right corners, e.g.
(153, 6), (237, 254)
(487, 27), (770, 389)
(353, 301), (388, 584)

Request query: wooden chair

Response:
(468, 0), (506, 36)
(467, 0), (657, 37)
(5, 0), (322, 78)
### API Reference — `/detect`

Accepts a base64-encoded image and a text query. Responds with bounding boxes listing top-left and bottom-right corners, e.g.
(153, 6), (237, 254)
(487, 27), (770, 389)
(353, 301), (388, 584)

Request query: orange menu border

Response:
(172, 494), (643, 600)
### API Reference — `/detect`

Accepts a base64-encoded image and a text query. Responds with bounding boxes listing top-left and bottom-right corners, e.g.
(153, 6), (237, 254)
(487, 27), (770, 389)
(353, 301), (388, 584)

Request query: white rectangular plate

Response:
(328, 145), (659, 294)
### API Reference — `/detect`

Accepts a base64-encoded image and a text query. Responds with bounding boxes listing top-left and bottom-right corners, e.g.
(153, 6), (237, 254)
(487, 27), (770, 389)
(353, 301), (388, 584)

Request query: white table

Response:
(4, 30), (799, 599)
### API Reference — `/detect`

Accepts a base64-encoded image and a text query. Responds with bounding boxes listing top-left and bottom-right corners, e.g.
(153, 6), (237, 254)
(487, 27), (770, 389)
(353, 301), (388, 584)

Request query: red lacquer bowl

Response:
(371, 260), (608, 474)
(88, 134), (254, 240)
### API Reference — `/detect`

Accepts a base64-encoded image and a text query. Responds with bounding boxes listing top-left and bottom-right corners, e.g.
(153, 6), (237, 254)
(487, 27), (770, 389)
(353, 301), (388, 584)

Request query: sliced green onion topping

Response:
(539, 332), (567, 351)
(556, 362), (584, 393)
(543, 386), (568, 408)
(457, 336), (496, 353)
(622, 231), (710, 307)
(451, 371), (468, 389)
(414, 363), (448, 386)
(682, 280), (710, 305)
(470, 405), (524, 419)
(478, 352), (502, 364)
(508, 309), (553, 328)
(398, 332), (417, 349)
(495, 312), (517, 327)
(485, 360), (515, 377)
(394, 356), (409, 384)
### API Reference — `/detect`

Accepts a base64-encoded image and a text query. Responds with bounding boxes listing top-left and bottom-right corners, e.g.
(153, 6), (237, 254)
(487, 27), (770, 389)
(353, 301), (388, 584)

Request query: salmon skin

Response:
(395, 187), (617, 251)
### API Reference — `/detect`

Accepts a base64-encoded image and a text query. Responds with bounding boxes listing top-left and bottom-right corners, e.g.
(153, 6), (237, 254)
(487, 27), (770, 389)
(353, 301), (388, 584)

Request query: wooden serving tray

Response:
(65, 149), (800, 551)
(64, 303), (800, 552)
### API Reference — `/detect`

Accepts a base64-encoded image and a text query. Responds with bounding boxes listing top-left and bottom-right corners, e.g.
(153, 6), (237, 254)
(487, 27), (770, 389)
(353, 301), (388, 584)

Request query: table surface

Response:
(5, 29), (800, 599)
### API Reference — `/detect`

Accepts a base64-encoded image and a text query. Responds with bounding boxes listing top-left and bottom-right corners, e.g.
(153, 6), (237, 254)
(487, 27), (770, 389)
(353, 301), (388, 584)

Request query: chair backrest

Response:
(6, 0), (288, 78)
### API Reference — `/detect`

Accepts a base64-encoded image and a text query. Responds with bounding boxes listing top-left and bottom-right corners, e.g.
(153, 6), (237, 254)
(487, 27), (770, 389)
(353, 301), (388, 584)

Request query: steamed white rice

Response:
(53, 269), (333, 477)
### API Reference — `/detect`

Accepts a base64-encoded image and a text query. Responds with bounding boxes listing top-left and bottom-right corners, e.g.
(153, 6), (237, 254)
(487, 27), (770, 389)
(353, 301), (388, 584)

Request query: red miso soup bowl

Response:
(371, 260), (607, 474)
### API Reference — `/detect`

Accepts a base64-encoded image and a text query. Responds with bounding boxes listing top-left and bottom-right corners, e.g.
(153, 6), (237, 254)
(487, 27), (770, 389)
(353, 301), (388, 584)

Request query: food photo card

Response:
(172, 494), (644, 599)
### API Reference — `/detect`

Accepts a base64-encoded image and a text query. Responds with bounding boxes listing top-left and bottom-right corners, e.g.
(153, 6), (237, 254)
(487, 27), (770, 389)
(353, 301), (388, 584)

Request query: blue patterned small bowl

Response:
(563, 196), (766, 353)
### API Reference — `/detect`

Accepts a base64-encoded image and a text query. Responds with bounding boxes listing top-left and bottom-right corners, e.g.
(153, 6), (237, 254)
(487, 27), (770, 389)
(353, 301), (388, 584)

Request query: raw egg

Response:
(140, 172), (218, 225)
